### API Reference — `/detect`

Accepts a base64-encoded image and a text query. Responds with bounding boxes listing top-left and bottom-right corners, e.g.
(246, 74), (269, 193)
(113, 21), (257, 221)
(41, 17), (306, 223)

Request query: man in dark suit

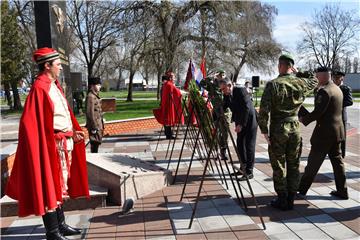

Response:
(333, 71), (353, 158)
(220, 78), (258, 180)
(299, 67), (348, 199)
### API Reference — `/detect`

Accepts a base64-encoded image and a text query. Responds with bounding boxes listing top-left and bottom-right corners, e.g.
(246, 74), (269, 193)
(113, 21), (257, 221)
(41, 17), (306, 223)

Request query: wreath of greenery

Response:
(188, 80), (218, 148)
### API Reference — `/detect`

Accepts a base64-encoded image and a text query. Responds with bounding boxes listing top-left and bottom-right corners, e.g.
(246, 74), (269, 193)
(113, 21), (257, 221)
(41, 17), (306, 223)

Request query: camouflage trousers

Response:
(215, 109), (232, 149)
(268, 121), (302, 193)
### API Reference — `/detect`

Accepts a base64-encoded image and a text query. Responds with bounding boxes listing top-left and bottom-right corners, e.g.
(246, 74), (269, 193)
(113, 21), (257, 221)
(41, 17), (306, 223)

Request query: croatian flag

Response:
(195, 56), (206, 84)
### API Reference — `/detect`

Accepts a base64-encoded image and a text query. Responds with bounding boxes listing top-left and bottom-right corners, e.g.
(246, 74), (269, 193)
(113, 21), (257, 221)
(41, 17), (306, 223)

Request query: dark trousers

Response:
(236, 126), (257, 174)
(164, 125), (173, 139)
(341, 120), (347, 158)
(90, 142), (100, 153)
(299, 140), (347, 195)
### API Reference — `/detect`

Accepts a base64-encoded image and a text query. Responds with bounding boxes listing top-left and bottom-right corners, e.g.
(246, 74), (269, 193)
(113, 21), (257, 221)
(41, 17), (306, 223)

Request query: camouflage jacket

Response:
(200, 78), (224, 114)
(258, 72), (317, 134)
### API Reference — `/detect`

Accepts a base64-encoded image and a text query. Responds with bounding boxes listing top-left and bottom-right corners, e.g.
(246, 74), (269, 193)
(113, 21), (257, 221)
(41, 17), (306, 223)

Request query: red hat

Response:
(33, 47), (60, 64)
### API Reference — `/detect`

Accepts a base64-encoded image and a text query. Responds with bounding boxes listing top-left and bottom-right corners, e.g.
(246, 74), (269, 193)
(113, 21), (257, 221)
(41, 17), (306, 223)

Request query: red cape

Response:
(154, 80), (184, 126)
(6, 73), (89, 217)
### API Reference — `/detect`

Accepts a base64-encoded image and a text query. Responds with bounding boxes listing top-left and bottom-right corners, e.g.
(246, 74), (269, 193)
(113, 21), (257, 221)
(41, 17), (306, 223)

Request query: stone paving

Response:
(1, 121), (360, 239)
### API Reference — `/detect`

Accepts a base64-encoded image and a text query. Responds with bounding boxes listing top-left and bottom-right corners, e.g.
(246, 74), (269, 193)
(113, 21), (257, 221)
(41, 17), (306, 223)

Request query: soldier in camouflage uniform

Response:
(200, 69), (232, 160)
(258, 54), (318, 210)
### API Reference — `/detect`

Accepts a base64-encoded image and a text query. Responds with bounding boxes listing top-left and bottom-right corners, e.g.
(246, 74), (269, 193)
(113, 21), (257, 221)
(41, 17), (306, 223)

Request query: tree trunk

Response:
(87, 62), (94, 78)
(11, 81), (22, 110)
(164, 37), (176, 71)
(156, 70), (161, 100)
(232, 56), (247, 83)
(144, 67), (149, 86)
(126, 70), (135, 102)
(200, 8), (207, 59)
(4, 82), (13, 109)
(116, 68), (123, 90)
(232, 68), (240, 83)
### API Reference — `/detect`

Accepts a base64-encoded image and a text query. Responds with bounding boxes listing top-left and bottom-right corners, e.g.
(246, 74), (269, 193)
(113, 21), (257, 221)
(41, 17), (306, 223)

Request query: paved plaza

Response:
(1, 115), (359, 239)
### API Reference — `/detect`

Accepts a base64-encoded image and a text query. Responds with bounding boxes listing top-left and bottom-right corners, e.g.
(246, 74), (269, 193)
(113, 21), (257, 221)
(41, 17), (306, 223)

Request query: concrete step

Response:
(0, 185), (107, 217)
(86, 153), (172, 205)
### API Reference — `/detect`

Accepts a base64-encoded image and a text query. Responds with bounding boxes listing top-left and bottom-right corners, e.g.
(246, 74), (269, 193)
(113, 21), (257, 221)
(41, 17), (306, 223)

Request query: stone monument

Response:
(34, 1), (73, 107)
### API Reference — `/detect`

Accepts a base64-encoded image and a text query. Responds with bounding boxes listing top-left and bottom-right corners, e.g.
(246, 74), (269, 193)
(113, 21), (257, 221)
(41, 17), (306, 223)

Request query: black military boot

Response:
(56, 206), (82, 236)
(287, 192), (296, 210)
(270, 192), (289, 211)
(42, 211), (69, 240)
(330, 188), (349, 200)
(220, 148), (228, 160)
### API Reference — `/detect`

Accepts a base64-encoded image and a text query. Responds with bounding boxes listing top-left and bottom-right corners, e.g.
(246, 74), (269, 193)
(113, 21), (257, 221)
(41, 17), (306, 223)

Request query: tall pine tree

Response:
(1, 1), (28, 110)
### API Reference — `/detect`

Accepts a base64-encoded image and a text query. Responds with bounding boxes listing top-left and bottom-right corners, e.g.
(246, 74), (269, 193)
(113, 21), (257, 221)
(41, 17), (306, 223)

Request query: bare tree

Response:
(187, 1), (280, 82)
(130, 1), (218, 71)
(104, 46), (126, 91)
(124, 20), (153, 101)
(12, 0), (37, 84)
(297, 4), (360, 68)
(13, 0), (79, 85)
(343, 55), (352, 73)
(67, 0), (127, 77)
(353, 57), (358, 73)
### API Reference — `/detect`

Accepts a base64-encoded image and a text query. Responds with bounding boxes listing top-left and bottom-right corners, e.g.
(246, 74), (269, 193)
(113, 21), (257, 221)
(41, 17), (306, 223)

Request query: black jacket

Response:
(340, 84), (353, 123)
(224, 86), (257, 130)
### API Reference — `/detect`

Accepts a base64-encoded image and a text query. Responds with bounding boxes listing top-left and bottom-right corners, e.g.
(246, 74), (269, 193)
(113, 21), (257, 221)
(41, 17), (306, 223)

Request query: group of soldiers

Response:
(194, 53), (353, 211)
(258, 54), (352, 210)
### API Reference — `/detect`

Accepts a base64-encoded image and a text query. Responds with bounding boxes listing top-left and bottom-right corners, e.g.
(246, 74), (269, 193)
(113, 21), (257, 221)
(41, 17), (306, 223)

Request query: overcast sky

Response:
(244, 0), (360, 80)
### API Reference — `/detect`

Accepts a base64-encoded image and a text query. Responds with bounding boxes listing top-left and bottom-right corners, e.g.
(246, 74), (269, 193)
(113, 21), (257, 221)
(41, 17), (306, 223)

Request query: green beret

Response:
(279, 54), (295, 65)
(216, 69), (226, 74)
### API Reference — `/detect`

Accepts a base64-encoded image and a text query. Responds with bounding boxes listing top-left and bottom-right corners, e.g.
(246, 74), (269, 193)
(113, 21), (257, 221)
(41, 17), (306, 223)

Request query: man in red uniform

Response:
(6, 48), (89, 240)
(154, 71), (184, 139)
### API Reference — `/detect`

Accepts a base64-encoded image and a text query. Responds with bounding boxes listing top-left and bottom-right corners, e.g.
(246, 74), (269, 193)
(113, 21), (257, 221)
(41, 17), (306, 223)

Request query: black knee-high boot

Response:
(56, 206), (82, 236)
(164, 126), (173, 139)
(90, 142), (100, 153)
(42, 211), (68, 240)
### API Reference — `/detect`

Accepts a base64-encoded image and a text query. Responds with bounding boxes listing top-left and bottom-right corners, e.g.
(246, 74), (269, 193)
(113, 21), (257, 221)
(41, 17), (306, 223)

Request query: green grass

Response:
(99, 90), (157, 99)
(1, 108), (23, 116)
(76, 99), (159, 124)
(352, 92), (360, 98)
(0, 95), (27, 107)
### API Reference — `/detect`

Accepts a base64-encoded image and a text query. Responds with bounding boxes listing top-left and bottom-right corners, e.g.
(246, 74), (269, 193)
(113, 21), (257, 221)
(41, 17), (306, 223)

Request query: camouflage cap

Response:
(279, 54), (295, 65)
